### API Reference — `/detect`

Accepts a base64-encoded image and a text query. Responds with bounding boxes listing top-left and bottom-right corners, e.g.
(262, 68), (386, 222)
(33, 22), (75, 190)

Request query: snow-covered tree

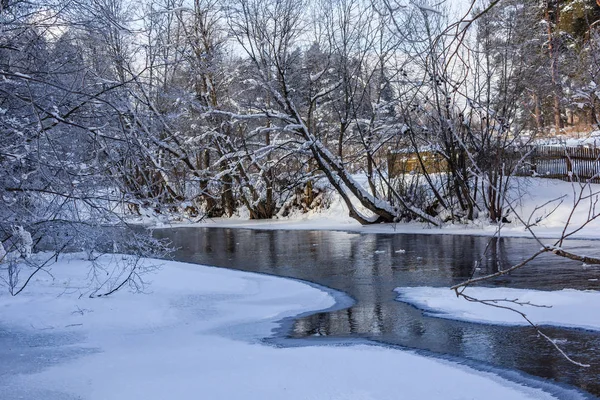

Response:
(0, 0), (167, 295)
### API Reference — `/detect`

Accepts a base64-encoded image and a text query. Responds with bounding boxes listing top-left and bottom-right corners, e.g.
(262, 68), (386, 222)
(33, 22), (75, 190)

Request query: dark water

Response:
(154, 227), (600, 397)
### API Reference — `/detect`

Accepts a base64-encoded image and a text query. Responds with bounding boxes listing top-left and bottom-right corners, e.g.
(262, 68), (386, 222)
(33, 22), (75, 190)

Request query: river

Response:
(154, 227), (600, 397)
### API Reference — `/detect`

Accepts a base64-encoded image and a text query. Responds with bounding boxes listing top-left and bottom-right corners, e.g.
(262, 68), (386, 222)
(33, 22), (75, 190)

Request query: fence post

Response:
(566, 148), (573, 180)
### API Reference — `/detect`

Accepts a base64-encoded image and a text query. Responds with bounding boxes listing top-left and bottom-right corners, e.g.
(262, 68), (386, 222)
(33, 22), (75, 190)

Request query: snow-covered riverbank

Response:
(0, 254), (580, 400)
(157, 178), (600, 241)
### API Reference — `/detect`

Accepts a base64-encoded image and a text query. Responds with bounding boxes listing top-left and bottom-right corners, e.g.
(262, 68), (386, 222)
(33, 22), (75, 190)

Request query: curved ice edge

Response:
(272, 335), (597, 400)
(388, 341), (598, 400)
(257, 277), (596, 400)
(203, 268), (356, 342)
(393, 291), (600, 333)
(178, 262), (594, 400)
(268, 277), (356, 338)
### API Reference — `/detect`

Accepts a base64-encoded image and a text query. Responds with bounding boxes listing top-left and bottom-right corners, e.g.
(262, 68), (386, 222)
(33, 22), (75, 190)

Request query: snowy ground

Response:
(0, 254), (579, 400)
(163, 177), (600, 240)
(541, 130), (600, 148)
(395, 287), (600, 331)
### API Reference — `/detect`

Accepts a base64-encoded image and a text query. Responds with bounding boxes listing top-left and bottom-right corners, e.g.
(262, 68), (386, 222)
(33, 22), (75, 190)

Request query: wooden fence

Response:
(388, 146), (600, 183)
(521, 146), (600, 183)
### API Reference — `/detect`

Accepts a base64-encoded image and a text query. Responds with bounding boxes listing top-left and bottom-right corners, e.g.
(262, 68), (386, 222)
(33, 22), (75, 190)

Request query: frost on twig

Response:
(453, 289), (590, 368)
(452, 179), (600, 367)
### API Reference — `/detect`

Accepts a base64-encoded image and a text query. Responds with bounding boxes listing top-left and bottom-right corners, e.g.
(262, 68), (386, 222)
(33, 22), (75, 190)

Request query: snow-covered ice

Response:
(0, 254), (572, 400)
(395, 286), (600, 331)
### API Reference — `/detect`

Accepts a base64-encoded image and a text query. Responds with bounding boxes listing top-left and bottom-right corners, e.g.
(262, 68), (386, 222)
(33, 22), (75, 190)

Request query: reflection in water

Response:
(155, 227), (600, 397)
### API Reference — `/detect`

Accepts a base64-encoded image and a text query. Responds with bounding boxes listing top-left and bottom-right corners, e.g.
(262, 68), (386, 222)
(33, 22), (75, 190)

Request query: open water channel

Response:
(155, 227), (600, 398)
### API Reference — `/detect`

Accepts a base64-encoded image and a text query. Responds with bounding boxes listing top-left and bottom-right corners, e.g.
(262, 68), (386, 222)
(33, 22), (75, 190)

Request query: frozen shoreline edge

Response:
(243, 270), (597, 400)
(146, 220), (600, 241)
(1, 254), (596, 399)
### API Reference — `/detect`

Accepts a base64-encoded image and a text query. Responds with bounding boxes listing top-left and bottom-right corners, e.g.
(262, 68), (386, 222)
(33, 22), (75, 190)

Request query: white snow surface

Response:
(395, 286), (600, 331)
(171, 177), (600, 240)
(537, 131), (600, 148)
(0, 254), (565, 400)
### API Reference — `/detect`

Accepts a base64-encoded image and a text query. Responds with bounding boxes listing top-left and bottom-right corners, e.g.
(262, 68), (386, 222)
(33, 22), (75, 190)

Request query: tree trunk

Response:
(545, 2), (563, 135)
